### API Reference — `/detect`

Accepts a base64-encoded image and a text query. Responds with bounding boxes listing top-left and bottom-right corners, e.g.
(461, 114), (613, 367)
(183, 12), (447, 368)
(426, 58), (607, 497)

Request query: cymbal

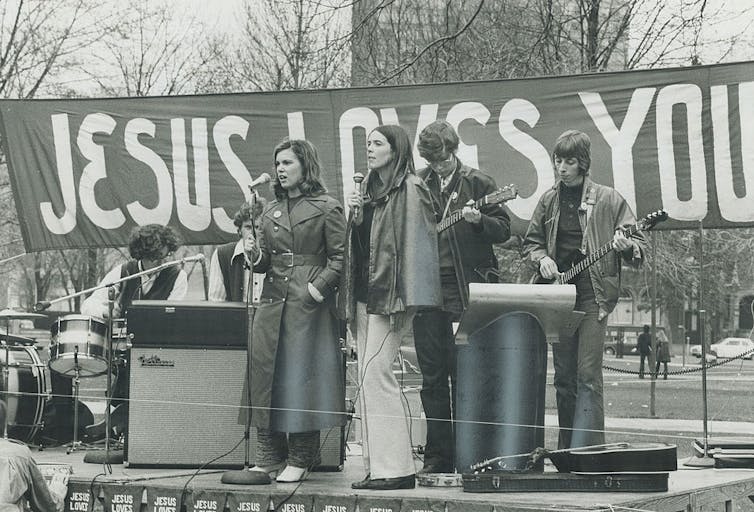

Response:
(0, 332), (35, 345)
(0, 309), (46, 320)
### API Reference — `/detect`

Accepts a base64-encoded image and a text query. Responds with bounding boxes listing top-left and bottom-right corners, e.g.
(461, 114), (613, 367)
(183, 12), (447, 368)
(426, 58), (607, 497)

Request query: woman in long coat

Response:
(344, 125), (441, 491)
(248, 138), (346, 483)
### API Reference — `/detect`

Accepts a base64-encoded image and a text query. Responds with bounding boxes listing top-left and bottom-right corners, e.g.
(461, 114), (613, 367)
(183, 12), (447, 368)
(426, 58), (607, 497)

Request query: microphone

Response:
(352, 172), (365, 218)
(248, 172), (272, 192)
(181, 254), (205, 263)
(33, 301), (51, 312)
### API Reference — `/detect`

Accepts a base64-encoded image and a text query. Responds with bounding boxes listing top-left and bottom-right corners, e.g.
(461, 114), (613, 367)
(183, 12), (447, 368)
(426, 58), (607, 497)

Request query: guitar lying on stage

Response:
(534, 209), (668, 284)
(437, 184), (518, 233)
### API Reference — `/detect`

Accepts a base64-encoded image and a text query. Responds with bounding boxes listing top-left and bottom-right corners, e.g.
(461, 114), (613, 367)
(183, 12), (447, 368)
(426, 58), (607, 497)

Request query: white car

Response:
(708, 337), (754, 360)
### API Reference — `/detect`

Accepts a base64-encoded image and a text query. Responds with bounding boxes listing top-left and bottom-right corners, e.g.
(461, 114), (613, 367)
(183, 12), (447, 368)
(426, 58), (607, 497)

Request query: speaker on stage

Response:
(125, 345), (346, 469)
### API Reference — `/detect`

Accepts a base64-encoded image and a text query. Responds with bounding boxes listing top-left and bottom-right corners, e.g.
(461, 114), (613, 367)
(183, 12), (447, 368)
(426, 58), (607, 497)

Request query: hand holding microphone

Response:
(348, 172), (365, 225)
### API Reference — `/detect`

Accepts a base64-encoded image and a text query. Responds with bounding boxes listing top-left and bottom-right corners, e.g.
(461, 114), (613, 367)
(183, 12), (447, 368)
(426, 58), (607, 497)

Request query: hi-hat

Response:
(0, 309), (45, 320)
(0, 331), (35, 345)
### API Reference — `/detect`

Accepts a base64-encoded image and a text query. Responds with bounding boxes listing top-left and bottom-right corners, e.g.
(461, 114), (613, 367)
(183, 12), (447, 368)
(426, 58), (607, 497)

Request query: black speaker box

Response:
(125, 346), (345, 469)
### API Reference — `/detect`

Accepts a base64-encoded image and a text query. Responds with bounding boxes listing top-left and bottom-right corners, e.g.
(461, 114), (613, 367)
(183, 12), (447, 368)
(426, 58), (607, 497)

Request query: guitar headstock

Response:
(637, 209), (669, 231)
(486, 184), (518, 205)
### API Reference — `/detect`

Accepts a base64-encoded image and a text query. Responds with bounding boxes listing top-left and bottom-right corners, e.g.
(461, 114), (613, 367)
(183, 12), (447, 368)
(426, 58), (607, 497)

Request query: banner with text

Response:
(2, 61), (754, 251)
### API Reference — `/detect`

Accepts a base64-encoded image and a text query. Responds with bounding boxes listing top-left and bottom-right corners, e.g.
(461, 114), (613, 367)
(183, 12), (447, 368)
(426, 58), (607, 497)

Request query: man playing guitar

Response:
(413, 120), (512, 474)
(523, 129), (646, 450)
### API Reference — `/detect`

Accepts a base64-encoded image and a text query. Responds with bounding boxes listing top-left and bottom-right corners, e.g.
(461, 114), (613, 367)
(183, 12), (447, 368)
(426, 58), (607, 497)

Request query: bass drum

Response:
(0, 345), (50, 443)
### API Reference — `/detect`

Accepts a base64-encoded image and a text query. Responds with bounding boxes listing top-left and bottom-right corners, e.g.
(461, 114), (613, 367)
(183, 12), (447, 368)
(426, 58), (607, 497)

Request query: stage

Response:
(33, 442), (754, 512)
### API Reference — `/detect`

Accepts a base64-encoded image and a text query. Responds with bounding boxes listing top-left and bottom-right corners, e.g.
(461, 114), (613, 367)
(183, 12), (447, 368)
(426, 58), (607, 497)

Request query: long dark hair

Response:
(367, 124), (415, 201)
(272, 138), (328, 200)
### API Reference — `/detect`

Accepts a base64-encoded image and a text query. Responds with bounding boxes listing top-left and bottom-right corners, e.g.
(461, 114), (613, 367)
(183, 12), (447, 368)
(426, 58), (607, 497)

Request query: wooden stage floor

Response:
(31, 442), (754, 512)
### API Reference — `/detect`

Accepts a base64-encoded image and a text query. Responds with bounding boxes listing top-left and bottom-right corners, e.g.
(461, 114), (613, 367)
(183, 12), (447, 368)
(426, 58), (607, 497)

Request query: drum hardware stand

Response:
(65, 347), (85, 454)
(83, 286), (123, 467)
(222, 190), (270, 486)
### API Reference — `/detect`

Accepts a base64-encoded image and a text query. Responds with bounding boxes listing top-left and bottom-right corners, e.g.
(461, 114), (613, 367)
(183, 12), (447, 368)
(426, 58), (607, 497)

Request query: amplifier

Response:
(127, 300), (248, 348)
(126, 346), (345, 469)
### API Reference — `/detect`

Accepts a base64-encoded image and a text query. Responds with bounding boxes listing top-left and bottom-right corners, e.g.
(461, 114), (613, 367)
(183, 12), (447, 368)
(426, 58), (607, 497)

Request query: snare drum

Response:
(1, 345), (50, 442)
(49, 315), (109, 377)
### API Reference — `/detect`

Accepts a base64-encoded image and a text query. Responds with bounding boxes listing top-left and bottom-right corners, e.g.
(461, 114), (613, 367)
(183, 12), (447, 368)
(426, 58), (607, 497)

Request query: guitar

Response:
(536, 209), (668, 284)
(437, 184), (518, 233)
(470, 442), (677, 474)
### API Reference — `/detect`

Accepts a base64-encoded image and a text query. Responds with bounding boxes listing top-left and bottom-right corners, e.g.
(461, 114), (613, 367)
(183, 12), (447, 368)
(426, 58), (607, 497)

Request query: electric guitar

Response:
(437, 184), (518, 233)
(536, 209), (668, 284)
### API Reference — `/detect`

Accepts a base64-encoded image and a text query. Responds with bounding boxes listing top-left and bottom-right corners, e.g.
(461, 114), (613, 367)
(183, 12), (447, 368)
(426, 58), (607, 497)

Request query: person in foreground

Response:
(0, 401), (66, 512)
(413, 120), (511, 474)
(245, 138), (347, 483)
(344, 124), (442, 490)
(522, 129), (645, 449)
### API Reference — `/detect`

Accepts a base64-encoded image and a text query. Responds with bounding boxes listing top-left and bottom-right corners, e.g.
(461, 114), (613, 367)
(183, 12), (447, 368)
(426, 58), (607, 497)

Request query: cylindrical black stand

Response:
(455, 311), (548, 473)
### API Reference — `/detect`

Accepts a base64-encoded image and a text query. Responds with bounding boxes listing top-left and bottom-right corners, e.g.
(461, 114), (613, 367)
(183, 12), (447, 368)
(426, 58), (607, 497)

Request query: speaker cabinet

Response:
(126, 346), (344, 469)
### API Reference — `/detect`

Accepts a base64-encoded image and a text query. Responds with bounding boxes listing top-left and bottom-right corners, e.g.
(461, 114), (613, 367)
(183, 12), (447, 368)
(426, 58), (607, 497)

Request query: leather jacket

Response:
(419, 164), (511, 310)
(522, 177), (645, 317)
(341, 172), (442, 318)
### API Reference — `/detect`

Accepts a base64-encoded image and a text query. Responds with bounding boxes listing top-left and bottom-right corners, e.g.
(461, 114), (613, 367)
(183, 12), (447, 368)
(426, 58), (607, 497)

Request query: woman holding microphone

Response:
(343, 124), (441, 490)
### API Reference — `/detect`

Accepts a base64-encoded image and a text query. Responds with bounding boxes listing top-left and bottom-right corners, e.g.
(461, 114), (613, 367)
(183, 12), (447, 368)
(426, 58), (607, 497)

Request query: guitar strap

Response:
(440, 174), (462, 222)
(579, 185), (598, 255)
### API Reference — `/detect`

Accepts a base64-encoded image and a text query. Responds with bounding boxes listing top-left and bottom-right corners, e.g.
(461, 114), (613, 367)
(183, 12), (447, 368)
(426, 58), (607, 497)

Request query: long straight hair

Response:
(367, 124), (415, 201)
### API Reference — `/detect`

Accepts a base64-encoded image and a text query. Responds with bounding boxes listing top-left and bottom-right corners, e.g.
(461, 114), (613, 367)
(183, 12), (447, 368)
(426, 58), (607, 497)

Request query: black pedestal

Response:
(455, 312), (548, 473)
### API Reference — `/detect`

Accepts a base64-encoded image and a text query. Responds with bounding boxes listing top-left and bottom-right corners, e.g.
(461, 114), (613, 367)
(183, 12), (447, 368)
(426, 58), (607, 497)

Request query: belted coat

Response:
(249, 193), (347, 431)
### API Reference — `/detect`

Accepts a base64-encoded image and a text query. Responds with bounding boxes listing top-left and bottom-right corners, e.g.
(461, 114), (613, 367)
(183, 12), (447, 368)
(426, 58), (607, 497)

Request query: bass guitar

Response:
(536, 209), (668, 284)
(437, 185), (518, 233)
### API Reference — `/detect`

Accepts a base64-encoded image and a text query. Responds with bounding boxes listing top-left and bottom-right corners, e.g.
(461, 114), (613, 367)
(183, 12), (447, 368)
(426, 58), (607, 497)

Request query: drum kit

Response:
(1, 308), (129, 451)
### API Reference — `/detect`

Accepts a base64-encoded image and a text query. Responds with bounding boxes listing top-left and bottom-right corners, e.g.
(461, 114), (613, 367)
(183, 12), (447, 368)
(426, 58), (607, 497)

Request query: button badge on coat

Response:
(273, 210), (282, 218)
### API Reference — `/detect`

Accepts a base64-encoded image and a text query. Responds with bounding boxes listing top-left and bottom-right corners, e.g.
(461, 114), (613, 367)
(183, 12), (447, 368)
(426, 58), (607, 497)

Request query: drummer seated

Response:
(80, 225), (188, 441)
(0, 401), (67, 512)
(80, 224), (188, 319)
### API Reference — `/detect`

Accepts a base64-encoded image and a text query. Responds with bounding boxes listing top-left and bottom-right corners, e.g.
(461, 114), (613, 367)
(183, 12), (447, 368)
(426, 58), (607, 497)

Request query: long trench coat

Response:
(249, 193), (347, 432)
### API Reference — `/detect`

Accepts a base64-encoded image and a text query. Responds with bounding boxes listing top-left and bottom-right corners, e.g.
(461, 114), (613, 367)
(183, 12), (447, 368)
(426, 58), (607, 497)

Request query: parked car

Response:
(603, 325), (667, 356)
(709, 337), (754, 360)
(689, 345), (717, 362)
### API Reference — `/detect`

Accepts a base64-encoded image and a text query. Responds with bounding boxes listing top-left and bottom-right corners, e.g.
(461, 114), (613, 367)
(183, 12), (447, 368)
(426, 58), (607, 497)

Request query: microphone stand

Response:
(2, 317), (10, 439)
(222, 193), (270, 485)
(34, 255), (205, 312)
(83, 286), (124, 467)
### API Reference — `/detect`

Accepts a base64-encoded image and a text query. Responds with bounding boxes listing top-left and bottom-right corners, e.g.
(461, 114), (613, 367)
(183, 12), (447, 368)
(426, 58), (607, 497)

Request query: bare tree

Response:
(0, 0), (121, 306)
(197, 0), (352, 93)
(83, 0), (217, 97)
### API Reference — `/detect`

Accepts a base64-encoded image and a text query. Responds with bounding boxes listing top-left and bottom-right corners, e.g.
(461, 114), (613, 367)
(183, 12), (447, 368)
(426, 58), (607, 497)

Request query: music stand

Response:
(454, 283), (583, 473)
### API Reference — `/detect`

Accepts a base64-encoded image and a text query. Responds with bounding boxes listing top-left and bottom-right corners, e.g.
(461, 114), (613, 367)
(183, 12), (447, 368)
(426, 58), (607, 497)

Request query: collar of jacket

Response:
(263, 194), (330, 232)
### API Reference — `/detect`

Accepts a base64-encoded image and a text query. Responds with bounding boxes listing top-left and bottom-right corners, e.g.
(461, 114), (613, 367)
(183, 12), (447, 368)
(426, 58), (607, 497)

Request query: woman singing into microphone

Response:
(245, 138), (347, 483)
(343, 124), (441, 490)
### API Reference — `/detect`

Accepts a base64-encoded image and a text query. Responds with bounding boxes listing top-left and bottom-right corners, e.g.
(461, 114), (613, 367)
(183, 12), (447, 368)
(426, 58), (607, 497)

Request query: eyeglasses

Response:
(427, 154), (455, 171)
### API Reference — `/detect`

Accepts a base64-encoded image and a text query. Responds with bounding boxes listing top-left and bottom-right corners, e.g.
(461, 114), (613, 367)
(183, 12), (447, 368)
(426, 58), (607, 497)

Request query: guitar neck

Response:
(558, 225), (639, 284)
(437, 197), (486, 233)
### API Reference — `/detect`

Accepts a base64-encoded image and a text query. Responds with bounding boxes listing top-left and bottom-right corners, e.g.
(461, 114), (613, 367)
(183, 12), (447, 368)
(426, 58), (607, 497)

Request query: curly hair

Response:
(417, 120), (460, 162)
(272, 139), (327, 200)
(233, 197), (267, 230)
(552, 129), (591, 176)
(128, 224), (181, 261)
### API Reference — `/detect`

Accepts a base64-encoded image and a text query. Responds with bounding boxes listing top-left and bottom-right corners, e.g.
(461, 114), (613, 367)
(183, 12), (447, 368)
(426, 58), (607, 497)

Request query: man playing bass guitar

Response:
(523, 129), (646, 450)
